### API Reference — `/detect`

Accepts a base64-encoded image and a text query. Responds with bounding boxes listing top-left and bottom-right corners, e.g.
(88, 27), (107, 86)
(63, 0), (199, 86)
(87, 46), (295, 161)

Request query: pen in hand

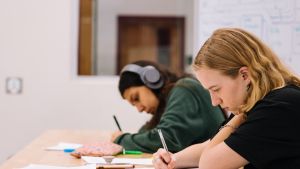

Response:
(113, 115), (122, 131)
(157, 129), (169, 152)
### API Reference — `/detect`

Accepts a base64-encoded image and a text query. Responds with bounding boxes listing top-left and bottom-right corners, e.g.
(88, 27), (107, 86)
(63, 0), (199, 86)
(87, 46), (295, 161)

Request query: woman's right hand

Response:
(110, 130), (123, 142)
(153, 148), (176, 169)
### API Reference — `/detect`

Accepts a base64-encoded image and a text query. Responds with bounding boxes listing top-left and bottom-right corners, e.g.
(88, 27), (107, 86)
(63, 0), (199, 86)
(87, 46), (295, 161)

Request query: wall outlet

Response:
(6, 77), (23, 94)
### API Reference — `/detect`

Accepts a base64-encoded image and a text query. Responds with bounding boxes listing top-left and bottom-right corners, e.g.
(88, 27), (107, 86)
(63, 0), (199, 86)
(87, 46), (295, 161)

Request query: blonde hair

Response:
(193, 28), (300, 113)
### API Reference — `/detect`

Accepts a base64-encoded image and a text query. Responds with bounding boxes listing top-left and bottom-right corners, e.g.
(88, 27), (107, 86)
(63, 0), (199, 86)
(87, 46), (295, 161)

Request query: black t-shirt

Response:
(225, 85), (300, 169)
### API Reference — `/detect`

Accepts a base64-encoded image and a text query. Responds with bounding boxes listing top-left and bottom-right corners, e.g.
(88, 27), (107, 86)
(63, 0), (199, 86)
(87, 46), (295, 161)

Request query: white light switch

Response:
(6, 77), (22, 94)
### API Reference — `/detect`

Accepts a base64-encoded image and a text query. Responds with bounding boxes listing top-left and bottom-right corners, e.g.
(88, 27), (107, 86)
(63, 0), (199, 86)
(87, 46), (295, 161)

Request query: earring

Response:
(246, 84), (250, 91)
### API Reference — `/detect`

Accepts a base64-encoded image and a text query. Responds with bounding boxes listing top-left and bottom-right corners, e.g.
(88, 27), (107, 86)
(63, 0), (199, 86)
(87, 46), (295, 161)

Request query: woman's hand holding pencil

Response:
(152, 129), (176, 169)
(111, 115), (123, 142)
(110, 130), (123, 142)
(153, 148), (175, 169)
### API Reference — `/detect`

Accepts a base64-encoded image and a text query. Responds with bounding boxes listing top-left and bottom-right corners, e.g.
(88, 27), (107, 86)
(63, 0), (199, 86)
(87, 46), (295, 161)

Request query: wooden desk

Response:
(0, 130), (151, 169)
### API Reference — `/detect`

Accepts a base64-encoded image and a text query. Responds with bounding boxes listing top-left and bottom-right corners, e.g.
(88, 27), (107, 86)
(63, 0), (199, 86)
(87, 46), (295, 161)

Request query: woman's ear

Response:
(239, 66), (250, 82)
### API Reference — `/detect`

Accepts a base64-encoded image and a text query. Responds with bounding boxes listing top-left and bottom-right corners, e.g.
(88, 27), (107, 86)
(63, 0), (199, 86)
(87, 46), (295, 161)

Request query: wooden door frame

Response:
(78, 0), (93, 75)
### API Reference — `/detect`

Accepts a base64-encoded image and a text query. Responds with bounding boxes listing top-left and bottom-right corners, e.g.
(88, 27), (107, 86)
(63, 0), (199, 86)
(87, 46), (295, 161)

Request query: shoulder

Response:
(247, 84), (300, 122)
(174, 77), (205, 91)
(265, 84), (300, 101)
(168, 77), (210, 102)
(176, 77), (198, 84)
(253, 85), (300, 111)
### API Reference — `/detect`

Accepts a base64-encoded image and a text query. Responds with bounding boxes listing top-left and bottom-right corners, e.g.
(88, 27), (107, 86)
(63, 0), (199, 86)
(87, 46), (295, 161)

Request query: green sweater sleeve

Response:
(114, 78), (225, 153)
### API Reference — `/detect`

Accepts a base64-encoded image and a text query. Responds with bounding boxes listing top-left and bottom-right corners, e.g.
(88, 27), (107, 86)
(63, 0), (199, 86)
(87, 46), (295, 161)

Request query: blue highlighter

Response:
(64, 148), (75, 153)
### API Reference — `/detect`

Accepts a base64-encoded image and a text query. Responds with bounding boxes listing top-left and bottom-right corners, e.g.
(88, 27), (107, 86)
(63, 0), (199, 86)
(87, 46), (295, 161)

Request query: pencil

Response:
(113, 115), (122, 131)
(157, 129), (169, 152)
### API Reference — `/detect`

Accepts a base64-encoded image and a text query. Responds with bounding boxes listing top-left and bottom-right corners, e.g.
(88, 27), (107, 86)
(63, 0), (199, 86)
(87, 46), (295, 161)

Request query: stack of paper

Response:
(82, 156), (153, 165)
(45, 142), (82, 151)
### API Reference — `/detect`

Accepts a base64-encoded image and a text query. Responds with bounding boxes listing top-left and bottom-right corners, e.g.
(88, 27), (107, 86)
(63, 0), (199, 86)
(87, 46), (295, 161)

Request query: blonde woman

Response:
(153, 28), (300, 169)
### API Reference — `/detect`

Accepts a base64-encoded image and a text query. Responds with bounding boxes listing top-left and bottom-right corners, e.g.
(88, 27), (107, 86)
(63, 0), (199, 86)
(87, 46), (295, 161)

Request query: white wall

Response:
(0, 0), (150, 163)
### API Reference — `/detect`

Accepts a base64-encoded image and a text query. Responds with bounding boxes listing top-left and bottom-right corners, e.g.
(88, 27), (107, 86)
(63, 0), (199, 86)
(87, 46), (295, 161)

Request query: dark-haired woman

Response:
(111, 60), (225, 153)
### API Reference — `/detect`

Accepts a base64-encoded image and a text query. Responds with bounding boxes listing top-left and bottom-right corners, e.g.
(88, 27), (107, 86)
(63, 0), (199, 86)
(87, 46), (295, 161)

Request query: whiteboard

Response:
(197, 0), (300, 74)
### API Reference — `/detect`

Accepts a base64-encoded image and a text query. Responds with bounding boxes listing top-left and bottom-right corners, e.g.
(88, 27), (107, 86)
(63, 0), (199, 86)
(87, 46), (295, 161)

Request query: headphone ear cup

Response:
(142, 66), (160, 84)
(120, 64), (164, 89)
(140, 66), (164, 89)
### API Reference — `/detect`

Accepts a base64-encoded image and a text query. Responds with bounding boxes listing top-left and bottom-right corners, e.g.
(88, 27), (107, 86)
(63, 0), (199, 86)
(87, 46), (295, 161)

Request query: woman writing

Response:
(153, 28), (300, 169)
(111, 60), (225, 153)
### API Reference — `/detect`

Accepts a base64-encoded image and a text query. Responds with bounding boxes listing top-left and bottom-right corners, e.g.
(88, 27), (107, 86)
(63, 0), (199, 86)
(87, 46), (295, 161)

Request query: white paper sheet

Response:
(21, 164), (96, 169)
(45, 142), (82, 151)
(82, 156), (153, 165)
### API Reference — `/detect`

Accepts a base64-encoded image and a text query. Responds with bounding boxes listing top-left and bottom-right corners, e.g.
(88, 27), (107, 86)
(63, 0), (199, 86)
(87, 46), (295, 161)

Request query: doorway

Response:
(117, 16), (185, 75)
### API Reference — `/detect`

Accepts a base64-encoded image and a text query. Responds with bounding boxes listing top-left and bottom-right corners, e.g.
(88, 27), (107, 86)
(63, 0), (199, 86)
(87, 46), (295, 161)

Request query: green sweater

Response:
(114, 77), (225, 153)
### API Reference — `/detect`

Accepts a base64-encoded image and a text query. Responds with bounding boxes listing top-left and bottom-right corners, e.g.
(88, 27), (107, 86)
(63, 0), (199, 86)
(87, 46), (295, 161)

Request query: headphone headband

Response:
(121, 64), (164, 89)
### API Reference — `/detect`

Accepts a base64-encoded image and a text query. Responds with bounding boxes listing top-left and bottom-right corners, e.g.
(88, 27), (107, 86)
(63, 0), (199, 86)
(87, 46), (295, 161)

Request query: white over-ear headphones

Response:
(120, 64), (164, 89)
